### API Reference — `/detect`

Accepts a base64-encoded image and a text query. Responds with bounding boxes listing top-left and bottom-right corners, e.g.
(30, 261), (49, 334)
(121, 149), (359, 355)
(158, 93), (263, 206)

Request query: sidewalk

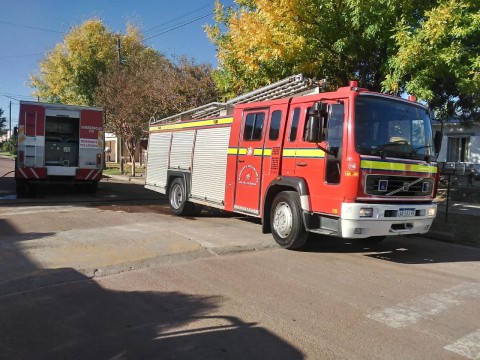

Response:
(103, 173), (146, 185)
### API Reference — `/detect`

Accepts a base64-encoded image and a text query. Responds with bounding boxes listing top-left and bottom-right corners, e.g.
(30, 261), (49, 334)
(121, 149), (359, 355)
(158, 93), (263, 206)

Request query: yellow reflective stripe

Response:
(282, 148), (325, 158)
(282, 149), (296, 157)
(228, 148), (272, 156)
(361, 160), (438, 174)
(295, 149), (325, 158)
(150, 117), (233, 132)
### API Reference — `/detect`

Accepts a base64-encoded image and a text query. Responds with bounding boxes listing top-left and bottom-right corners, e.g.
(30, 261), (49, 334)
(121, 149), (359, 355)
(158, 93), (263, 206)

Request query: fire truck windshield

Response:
(354, 95), (434, 160)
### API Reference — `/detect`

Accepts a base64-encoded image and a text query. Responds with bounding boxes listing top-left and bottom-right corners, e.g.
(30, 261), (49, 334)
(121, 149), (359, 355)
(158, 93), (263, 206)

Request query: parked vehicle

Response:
(15, 101), (104, 196)
(145, 75), (441, 249)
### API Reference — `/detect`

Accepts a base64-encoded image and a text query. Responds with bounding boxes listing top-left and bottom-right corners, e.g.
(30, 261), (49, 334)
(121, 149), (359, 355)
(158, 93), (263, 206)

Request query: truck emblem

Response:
(247, 147), (253, 156)
(403, 182), (411, 191)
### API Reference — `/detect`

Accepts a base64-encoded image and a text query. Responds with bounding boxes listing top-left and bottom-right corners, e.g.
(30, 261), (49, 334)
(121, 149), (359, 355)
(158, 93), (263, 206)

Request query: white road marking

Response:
(444, 329), (480, 360)
(367, 282), (480, 328)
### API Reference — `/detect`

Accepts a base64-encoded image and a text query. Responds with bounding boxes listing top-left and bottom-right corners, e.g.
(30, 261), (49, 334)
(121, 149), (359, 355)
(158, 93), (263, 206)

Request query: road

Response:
(0, 156), (479, 359)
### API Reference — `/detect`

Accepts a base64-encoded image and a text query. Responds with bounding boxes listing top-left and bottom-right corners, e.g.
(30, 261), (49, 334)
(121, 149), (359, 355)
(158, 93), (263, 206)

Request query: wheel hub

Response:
(273, 201), (293, 238)
(171, 184), (183, 209)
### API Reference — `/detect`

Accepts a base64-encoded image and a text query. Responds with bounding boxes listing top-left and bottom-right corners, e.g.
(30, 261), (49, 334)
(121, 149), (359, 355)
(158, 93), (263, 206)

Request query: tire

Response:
(168, 178), (196, 216)
(16, 180), (28, 198)
(270, 191), (309, 249)
(87, 181), (98, 194)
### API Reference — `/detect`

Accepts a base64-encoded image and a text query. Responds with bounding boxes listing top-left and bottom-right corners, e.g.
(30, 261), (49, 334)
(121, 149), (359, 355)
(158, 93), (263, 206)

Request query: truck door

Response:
(234, 108), (269, 215)
(293, 101), (346, 214)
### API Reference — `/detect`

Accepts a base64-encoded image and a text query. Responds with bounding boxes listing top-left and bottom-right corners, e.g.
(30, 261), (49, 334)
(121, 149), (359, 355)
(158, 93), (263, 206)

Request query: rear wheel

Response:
(270, 191), (309, 249)
(16, 180), (28, 198)
(169, 178), (196, 216)
(87, 181), (98, 194)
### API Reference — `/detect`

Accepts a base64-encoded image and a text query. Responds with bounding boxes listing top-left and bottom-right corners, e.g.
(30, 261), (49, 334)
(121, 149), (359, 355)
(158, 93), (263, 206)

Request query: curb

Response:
(103, 174), (145, 185)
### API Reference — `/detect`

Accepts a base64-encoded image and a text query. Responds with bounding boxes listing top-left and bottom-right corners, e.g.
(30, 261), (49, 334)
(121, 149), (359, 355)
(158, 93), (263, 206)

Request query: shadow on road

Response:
(0, 217), (303, 360)
(301, 234), (480, 264)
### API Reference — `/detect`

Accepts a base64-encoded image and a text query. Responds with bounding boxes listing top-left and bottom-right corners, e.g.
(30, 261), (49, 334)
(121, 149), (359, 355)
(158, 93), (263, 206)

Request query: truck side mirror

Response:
(305, 115), (320, 142)
(13, 127), (18, 136)
(434, 130), (442, 156)
(305, 102), (328, 143)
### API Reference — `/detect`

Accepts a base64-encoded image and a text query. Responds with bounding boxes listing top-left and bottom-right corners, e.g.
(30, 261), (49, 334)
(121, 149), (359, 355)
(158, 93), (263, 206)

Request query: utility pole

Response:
(117, 37), (122, 65)
(9, 101), (11, 136)
(116, 36), (124, 174)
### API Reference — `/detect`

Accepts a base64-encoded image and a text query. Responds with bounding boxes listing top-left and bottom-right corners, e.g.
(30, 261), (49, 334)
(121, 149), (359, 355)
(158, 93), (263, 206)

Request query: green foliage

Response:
(30, 19), (119, 106)
(2, 136), (17, 156)
(206, 0), (435, 98)
(30, 18), (218, 176)
(0, 108), (6, 135)
(383, 0), (480, 122)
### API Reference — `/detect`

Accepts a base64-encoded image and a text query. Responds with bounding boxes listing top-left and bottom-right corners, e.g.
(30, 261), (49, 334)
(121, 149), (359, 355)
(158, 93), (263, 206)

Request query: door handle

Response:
(296, 162), (308, 167)
(238, 159), (245, 163)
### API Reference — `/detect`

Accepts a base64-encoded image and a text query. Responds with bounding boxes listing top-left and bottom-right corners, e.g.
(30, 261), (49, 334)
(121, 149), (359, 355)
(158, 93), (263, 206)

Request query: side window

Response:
(289, 108), (300, 142)
(328, 105), (344, 149)
(269, 110), (282, 140)
(243, 112), (265, 141)
(326, 104), (345, 184)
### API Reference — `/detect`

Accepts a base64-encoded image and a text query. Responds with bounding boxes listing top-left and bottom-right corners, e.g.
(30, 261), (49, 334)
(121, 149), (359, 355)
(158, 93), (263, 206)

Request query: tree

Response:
(0, 108), (6, 135)
(206, 0), (435, 98)
(98, 36), (218, 176)
(383, 0), (480, 123)
(30, 19), (118, 106)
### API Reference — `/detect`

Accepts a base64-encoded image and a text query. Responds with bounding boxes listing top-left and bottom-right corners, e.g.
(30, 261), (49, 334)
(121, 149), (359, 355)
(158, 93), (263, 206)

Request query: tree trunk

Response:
(125, 138), (137, 177)
(119, 137), (124, 174)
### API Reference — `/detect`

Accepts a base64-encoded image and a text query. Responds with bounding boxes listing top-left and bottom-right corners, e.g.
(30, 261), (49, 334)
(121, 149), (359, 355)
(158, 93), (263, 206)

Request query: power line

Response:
(0, 53), (43, 60)
(144, 2), (212, 34)
(0, 20), (63, 34)
(144, 12), (214, 41)
(0, 93), (36, 101)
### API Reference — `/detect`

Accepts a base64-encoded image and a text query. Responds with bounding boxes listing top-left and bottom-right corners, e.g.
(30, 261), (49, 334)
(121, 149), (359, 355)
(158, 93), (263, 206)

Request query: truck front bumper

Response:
(340, 203), (437, 238)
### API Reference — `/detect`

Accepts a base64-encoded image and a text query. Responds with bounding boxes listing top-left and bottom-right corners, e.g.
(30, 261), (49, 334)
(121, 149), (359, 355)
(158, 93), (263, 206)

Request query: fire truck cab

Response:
(145, 75), (441, 249)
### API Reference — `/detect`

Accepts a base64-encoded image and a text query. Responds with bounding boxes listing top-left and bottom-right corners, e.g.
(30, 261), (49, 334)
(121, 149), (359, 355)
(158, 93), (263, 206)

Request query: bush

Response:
(2, 137), (17, 155)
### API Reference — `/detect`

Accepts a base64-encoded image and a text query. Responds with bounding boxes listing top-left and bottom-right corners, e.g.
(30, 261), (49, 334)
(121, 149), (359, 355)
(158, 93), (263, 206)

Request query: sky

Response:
(0, 0), (234, 130)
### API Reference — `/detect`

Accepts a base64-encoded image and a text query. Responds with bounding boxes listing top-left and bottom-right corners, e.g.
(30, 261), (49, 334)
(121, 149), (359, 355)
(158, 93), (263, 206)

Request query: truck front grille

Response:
(365, 175), (434, 197)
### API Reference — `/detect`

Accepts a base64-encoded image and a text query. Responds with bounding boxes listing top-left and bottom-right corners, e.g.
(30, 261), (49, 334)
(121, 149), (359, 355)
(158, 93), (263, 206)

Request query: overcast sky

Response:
(0, 0), (233, 128)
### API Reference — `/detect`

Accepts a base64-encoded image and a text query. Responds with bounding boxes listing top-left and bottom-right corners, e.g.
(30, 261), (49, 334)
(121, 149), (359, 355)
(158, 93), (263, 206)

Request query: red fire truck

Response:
(145, 75), (442, 249)
(15, 101), (104, 196)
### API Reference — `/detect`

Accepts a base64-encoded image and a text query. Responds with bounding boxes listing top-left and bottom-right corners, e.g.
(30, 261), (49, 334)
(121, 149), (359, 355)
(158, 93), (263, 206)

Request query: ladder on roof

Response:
(150, 74), (322, 125)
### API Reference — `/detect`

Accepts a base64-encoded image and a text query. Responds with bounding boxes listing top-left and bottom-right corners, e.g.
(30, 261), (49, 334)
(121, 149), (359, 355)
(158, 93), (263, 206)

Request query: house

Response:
(105, 132), (147, 165)
(432, 119), (480, 164)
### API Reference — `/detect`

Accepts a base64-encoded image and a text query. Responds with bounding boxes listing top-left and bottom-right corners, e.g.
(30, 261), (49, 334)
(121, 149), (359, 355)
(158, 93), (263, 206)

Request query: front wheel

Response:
(270, 191), (309, 249)
(169, 178), (196, 216)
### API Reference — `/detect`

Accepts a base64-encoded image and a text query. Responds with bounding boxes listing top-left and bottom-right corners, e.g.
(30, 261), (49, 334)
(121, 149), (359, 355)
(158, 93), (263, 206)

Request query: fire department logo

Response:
(247, 147), (254, 156)
(348, 162), (357, 170)
(238, 165), (259, 186)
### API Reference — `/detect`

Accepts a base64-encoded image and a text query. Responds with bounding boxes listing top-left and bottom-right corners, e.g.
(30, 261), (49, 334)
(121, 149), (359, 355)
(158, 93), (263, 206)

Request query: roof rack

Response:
(150, 74), (322, 125)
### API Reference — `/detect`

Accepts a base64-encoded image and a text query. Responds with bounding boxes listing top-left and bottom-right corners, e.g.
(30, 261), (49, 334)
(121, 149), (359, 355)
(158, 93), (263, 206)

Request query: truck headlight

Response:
(359, 208), (374, 217)
(428, 206), (437, 217)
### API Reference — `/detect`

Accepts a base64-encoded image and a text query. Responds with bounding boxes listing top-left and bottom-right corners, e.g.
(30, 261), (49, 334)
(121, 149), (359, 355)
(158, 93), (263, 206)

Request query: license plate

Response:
(399, 208), (415, 217)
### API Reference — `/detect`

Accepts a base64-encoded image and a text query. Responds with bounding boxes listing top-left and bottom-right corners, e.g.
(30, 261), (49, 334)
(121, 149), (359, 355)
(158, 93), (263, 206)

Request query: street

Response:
(0, 156), (479, 359)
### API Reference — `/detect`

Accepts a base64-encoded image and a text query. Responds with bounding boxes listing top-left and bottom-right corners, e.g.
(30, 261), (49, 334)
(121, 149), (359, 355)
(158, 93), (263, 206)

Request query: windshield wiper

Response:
(409, 145), (432, 156)
(372, 140), (410, 159)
